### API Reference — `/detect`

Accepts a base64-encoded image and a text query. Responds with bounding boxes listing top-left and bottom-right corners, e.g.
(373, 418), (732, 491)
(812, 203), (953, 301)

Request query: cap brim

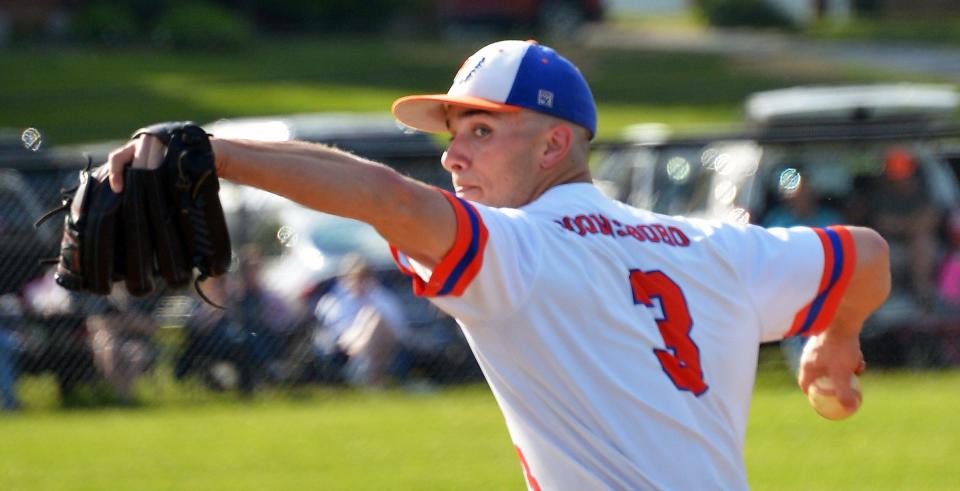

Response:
(391, 95), (522, 134)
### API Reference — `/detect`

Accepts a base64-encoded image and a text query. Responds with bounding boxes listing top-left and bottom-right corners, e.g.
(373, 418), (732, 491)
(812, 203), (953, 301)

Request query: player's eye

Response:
(472, 125), (491, 138)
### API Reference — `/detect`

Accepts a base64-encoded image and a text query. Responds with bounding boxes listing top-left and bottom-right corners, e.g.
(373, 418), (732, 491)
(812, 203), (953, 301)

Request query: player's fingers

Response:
(132, 138), (147, 168)
(133, 135), (164, 170)
(108, 140), (137, 193)
(146, 137), (164, 169)
(854, 358), (866, 375)
(797, 365), (819, 395)
(831, 372), (859, 411)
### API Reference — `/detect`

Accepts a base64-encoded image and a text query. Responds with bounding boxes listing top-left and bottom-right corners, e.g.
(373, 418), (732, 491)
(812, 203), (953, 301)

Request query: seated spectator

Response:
(176, 249), (296, 393)
(313, 254), (411, 387)
(0, 294), (23, 411)
(763, 178), (842, 229)
(84, 287), (159, 404)
(175, 277), (252, 393)
(22, 270), (99, 403)
(937, 210), (960, 311)
(233, 245), (296, 383)
(868, 147), (942, 310)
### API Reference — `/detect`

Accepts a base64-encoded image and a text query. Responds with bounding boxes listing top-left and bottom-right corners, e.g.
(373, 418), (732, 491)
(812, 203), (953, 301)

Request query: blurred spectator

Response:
(20, 270), (102, 403)
(868, 147), (942, 310)
(313, 254), (411, 387)
(763, 178), (842, 372)
(176, 247), (295, 394)
(937, 210), (960, 311)
(175, 277), (252, 393)
(22, 267), (71, 317)
(0, 294), (23, 411)
(234, 245), (295, 383)
(763, 179), (842, 229)
(83, 287), (159, 404)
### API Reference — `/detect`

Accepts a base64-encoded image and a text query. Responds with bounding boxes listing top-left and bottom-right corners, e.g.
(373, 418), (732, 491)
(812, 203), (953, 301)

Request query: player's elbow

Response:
(368, 174), (455, 266)
(850, 226), (891, 308)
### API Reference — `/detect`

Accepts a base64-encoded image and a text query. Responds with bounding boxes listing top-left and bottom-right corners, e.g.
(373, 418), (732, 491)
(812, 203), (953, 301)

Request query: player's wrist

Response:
(209, 137), (228, 176)
(815, 321), (862, 349)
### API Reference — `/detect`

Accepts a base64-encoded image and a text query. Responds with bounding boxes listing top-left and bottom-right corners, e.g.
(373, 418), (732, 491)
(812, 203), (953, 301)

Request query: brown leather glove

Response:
(36, 122), (231, 304)
(37, 163), (122, 295)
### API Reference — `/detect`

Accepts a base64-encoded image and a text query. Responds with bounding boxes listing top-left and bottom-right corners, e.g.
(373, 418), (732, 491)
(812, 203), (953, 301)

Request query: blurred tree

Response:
(7, 0), (439, 46)
(212, 0), (415, 33)
(851, 0), (882, 16)
(692, 0), (796, 29)
(152, 1), (254, 50)
(70, 0), (254, 49)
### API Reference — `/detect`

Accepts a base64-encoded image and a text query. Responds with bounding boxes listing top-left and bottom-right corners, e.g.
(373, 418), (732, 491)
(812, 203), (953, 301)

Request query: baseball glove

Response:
(35, 122), (231, 304)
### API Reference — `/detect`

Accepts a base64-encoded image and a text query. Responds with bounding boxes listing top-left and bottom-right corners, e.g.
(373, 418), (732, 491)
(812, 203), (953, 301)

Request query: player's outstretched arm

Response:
(798, 226), (890, 409)
(108, 135), (456, 268)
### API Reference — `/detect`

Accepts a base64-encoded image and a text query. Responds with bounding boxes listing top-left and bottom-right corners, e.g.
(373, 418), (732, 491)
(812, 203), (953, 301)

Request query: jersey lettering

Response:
(574, 215), (598, 235)
(555, 213), (691, 247)
(629, 269), (709, 396)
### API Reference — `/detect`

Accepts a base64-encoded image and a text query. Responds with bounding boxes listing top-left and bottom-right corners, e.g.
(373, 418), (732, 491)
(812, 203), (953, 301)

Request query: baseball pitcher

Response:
(100, 40), (889, 489)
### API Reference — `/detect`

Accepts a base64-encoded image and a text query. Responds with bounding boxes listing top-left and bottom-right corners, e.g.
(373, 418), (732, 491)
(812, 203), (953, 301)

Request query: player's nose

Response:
(441, 141), (469, 173)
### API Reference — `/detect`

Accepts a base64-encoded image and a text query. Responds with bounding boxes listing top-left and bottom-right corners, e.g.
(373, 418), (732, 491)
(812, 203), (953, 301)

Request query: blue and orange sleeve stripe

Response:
(390, 189), (488, 297)
(785, 226), (857, 338)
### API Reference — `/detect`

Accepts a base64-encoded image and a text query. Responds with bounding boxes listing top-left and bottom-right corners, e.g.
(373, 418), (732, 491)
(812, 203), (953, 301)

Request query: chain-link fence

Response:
(0, 123), (487, 412)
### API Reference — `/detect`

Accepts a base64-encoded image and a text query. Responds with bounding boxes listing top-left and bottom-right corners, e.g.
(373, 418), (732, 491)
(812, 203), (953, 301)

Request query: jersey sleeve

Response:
(389, 189), (540, 325)
(716, 223), (856, 342)
(781, 226), (856, 339)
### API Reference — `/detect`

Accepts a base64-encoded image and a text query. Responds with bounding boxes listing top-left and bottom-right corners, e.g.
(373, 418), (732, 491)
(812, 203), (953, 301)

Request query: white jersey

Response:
(391, 183), (855, 491)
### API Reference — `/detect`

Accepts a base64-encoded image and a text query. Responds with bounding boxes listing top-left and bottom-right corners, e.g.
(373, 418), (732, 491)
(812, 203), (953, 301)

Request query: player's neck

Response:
(528, 166), (592, 204)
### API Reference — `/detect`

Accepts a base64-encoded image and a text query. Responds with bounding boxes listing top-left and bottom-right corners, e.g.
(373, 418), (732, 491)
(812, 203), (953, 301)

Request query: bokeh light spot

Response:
(21, 128), (42, 151)
(277, 225), (299, 248)
(666, 156), (691, 183)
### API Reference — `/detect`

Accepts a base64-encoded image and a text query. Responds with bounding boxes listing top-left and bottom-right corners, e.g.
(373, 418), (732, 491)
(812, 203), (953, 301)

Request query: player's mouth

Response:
(455, 185), (480, 197)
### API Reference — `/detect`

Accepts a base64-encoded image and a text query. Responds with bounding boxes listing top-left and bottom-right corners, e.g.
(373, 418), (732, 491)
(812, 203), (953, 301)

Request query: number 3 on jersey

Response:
(629, 269), (709, 396)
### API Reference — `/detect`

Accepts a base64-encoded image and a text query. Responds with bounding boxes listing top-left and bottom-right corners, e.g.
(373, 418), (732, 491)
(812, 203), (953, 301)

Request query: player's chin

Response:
(456, 186), (482, 202)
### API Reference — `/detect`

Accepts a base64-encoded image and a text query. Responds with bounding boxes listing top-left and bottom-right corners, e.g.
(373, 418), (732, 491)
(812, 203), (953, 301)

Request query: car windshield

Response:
(594, 140), (762, 219)
(597, 135), (960, 224)
(307, 216), (391, 263)
(750, 139), (958, 226)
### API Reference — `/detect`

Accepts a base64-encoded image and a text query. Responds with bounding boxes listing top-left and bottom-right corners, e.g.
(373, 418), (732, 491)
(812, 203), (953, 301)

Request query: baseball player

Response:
(108, 40), (890, 490)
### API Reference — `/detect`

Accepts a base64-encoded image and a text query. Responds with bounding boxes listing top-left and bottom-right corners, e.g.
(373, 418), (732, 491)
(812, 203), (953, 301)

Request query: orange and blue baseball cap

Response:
(392, 40), (597, 139)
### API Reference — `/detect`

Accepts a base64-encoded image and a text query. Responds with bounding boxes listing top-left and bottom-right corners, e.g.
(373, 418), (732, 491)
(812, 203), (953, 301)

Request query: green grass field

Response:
(1, 368), (959, 490)
(748, 368), (960, 490)
(0, 36), (919, 146)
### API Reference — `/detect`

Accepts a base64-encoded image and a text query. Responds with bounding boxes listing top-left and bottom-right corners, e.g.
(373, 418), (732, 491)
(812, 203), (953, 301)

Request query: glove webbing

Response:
(33, 156), (92, 263)
(34, 156), (226, 309)
(34, 156), (91, 231)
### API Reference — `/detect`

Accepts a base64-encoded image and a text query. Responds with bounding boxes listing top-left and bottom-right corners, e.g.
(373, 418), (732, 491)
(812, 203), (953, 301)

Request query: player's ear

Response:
(540, 123), (573, 170)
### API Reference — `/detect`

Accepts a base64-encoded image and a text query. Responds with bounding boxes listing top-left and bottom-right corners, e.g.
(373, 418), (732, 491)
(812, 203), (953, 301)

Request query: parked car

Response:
(205, 113), (481, 384)
(594, 84), (960, 367)
(206, 112), (448, 191)
(205, 112), (447, 296)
